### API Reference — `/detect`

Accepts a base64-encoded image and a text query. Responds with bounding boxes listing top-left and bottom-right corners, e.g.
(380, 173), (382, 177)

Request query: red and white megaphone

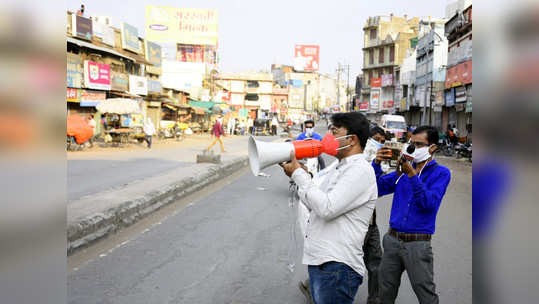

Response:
(248, 134), (340, 176)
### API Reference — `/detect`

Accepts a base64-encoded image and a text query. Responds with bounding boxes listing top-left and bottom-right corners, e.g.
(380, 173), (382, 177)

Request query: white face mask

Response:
(335, 134), (353, 151)
(403, 143), (433, 163)
(367, 138), (384, 151)
(305, 128), (313, 137)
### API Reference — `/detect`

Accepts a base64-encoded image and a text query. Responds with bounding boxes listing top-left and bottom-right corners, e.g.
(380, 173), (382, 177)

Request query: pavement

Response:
(68, 150), (472, 303)
(67, 131), (292, 254)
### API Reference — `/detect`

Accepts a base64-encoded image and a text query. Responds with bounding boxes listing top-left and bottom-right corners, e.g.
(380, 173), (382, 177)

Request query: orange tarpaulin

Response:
(67, 114), (93, 144)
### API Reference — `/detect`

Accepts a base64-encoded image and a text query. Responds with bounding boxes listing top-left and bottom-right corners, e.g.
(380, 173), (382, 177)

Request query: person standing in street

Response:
(281, 112), (378, 304)
(87, 114), (96, 147)
(372, 126), (451, 304)
(271, 116), (279, 136)
(227, 115), (236, 136)
(206, 116), (226, 153)
(143, 117), (156, 149)
(247, 117), (254, 135)
(360, 126), (387, 304)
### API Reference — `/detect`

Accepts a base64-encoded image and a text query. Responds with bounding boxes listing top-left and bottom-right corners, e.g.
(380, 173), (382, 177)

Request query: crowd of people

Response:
(281, 112), (451, 304)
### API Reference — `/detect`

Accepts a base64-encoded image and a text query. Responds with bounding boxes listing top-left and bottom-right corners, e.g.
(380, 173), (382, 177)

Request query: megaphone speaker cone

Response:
(248, 136), (295, 176)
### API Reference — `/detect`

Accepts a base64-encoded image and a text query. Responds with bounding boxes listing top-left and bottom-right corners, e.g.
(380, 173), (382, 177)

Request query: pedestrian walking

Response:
(87, 114), (96, 147)
(271, 116), (279, 136)
(227, 116), (236, 136)
(206, 116), (226, 153)
(281, 112), (377, 304)
(247, 117), (254, 135)
(372, 126), (451, 304)
(143, 117), (156, 149)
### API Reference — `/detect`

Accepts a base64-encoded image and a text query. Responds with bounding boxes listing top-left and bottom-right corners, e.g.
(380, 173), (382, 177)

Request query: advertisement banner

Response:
(145, 6), (218, 45)
(147, 79), (162, 93)
(381, 74), (393, 87)
(382, 100), (394, 110)
(84, 61), (111, 90)
(67, 53), (83, 88)
(121, 22), (141, 53)
(370, 77), (381, 87)
(359, 101), (369, 111)
(72, 15), (92, 40)
(445, 88), (455, 107)
(177, 44), (205, 63)
(445, 60), (472, 89)
(129, 75), (148, 95)
(80, 90), (106, 107)
(401, 97), (407, 111)
(111, 71), (129, 91)
(67, 88), (80, 102)
(93, 21), (115, 47)
(145, 41), (162, 67)
(370, 89), (380, 111)
(293, 45), (320, 72)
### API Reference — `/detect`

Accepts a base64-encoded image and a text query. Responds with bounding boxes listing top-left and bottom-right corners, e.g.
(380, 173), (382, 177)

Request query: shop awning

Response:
(192, 107), (207, 115)
(188, 100), (215, 110)
(67, 37), (135, 61)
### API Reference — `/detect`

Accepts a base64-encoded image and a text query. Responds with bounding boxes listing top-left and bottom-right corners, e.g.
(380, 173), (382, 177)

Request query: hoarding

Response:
(83, 61), (111, 90)
(293, 45), (319, 72)
(145, 6), (218, 45)
(445, 88), (455, 107)
(80, 89), (106, 107)
(359, 101), (369, 111)
(93, 21), (115, 47)
(445, 60), (472, 89)
(129, 75), (148, 96)
(147, 79), (162, 94)
(67, 88), (80, 102)
(145, 41), (162, 67)
(111, 71), (129, 92)
(121, 22), (141, 53)
(370, 77), (381, 87)
(67, 53), (83, 88)
(72, 15), (92, 40)
(381, 74), (393, 86)
(370, 89), (380, 111)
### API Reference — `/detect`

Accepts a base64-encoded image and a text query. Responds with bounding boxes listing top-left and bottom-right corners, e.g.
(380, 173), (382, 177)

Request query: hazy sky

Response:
(68, 0), (450, 78)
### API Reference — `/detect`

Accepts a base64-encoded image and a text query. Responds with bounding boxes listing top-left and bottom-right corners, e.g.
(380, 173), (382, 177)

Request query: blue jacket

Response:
(373, 159), (451, 234)
(296, 132), (322, 141)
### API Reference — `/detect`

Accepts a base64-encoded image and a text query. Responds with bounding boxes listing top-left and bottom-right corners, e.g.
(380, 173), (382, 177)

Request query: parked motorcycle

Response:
(455, 142), (472, 161)
(158, 124), (183, 141)
(437, 136), (455, 157)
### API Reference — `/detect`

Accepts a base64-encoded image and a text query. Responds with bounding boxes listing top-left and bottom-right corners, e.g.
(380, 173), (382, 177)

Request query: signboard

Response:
(83, 61), (111, 90)
(400, 97), (407, 111)
(121, 22), (141, 53)
(129, 75), (148, 95)
(370, 77), (381, 87)
(145, 6), (218, 45)
(445, 60), (472, 89)
(455, 86), (467, 103)
(80, 89), (106, 107)
(145, 41), (162, 67)
(93, 21), (115, 47)
(147, 79), (162, 93)
(369, 89), (380, 111)
(359, 101), (369, 111)
(67, 53), (83, 88)
(382, 100), (394, 110)
(111, 71), (129, 91)
(66, 88), (80, 102)
(72, 15), (92, 40)
(381, 74), (393, 87)
(177, 44), (205, 63)
(445, 88), (455, 107)
(293, 45), (320, 72)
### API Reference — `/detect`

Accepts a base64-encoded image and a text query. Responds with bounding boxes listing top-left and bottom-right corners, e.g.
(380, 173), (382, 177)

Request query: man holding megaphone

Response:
(280, 112), (378, 304)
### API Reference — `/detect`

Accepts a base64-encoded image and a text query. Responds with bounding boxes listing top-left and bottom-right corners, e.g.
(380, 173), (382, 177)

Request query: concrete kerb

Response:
(67, 155), (249, 255)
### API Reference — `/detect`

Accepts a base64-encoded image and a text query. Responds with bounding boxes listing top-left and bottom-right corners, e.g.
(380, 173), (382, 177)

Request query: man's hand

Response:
(401, 159), (417, 177)
(374, 147), (393, 165)
(279, 151), (303, 177)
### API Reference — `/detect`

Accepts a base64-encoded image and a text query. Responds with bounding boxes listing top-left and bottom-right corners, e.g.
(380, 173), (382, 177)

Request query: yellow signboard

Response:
(145, 5), (218, 45)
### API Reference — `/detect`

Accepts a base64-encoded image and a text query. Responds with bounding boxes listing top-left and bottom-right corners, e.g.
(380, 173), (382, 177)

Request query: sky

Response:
(68, 0), (450, 79)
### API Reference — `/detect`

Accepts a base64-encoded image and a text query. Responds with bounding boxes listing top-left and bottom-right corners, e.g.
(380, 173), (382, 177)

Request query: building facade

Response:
(361, 14), (420, 123)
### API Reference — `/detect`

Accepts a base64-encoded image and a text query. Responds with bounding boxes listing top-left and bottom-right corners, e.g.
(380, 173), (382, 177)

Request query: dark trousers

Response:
(271, 125), (277, 135)
(144, 135), (152, 148)
(363, 221), (382, 303)
(379, 232), (439, 304)
(308, 261), (363, 304)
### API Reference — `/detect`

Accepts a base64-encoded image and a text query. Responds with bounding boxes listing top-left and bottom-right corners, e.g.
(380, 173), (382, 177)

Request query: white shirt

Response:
(292, 153), (378, 276)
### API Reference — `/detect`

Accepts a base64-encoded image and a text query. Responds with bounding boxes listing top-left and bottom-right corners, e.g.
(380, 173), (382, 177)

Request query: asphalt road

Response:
(67, 134), (282, 201)
(68, 147), (471, 304)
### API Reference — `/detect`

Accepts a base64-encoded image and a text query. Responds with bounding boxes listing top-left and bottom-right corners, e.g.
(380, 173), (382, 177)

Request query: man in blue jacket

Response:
(296, 119), (322, 141)
(373, 126), (450, 304)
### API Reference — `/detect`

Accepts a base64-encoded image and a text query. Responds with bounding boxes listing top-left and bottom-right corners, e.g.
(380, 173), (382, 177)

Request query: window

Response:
(379, 47), (384, 64)
(245, 94), (259, 101)
(389, 45), (395, 62)
(247, 80), (259, 88)
(370, 29), (377, 40)
(369, 49), (374, 65)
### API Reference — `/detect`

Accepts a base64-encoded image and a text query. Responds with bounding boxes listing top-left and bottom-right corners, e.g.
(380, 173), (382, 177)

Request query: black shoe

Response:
(298, 279), (313, 304)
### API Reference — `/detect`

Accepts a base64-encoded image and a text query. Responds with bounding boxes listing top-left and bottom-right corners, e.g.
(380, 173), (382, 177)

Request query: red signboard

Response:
(84, 61), (111, 90)
(359, 101), (369, 111)
(294, 45), (320, 72)
(382, 100), (394, 109)
(370, 77), (381, 87)
(67, 88), (80, 102)
(445, 60), (472, 89)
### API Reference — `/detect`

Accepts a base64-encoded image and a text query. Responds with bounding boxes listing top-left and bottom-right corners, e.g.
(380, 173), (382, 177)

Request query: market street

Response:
(68, 147), (471, 304)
